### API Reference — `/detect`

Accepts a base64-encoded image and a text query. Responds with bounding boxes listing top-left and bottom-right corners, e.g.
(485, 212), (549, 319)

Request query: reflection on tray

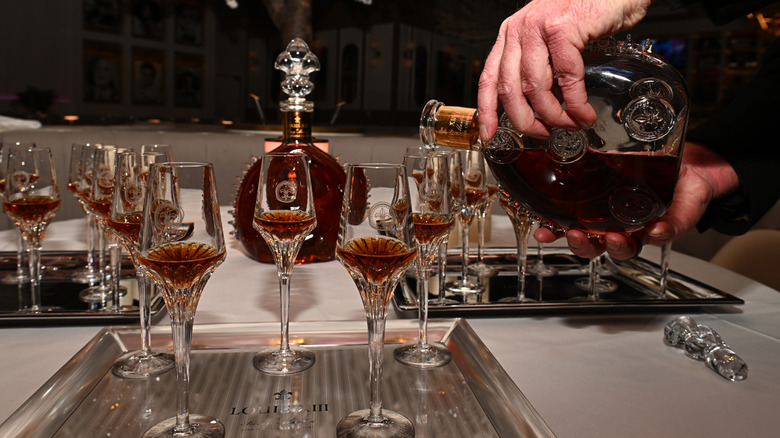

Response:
(393, 248), (744, 315)
(0, 251), (165, 324)
(0, 320), (555, 437)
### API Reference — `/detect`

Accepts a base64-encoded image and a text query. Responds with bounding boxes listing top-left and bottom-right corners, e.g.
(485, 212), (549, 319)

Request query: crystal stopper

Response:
(275, 38), (320, 111)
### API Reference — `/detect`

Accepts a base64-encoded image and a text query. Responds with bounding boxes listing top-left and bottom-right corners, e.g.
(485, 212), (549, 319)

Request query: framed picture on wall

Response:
(174, 0), (204, 45)
(83, 0), (121, 34)
(83, 41), (122, 103)
(174, 54), (203, 107)
(132, 48), (165, 105)
(132, 0), (165, 40)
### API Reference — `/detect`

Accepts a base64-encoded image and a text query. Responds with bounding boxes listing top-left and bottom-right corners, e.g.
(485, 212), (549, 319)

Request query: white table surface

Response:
(1, 208), (779, 438)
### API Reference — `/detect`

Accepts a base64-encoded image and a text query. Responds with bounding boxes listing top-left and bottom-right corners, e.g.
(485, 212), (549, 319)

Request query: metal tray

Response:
(0, 251), (165, 325)
(0, 319), (555, 437)
(393, 247), (744, 316)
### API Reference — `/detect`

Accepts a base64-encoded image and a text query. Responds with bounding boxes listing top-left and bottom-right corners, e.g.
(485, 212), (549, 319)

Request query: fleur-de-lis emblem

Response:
(152, 200), (183, 234)
(11, 171), (33, 192)
(623, 96), (675, 142)
(368, 201), (394, 231)
(275, 180), (297, 203)
(122, 181), (143, 205)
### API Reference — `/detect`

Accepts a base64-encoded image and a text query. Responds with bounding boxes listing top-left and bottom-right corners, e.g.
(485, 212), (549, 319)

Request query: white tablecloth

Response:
(1, 209), (779, 437)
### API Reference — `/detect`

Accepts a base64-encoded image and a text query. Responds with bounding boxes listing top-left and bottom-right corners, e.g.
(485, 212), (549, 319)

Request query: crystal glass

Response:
(67, 143), (102, 286)
(445, 150), (486, 296)
(394, 151), (455, 368)
(2, 145), (61, 312)
(336, 163), (417, 438)
(526, 235), (558, 278)
(0, 142), (30, 287)
(138, 162), (226, 438)
(78, 144), (125, 305)
(252, 152), (317, 375)
(109, 150), (175, 379)
(469, 160), (499, 279)
(497, 193), (535, 303)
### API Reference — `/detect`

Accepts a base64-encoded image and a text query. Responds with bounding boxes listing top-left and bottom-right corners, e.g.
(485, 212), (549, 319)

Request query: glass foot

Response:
(497, 295), (535, 303)
(142, 415), (224, 438)
(574, 277), (618, 294)
(71, 268), (101, 284)
(394, 342), (452, 368)
(445, 280), (484, 296)
(17, 305), (63, 313)
(253, 347), (315, 375)
(79, 285), (127, 303)
(112, 350), (175, 379)
(337, 409), (414, 438)
(467, 262), (497, 278)
(526, 261), (558, 277)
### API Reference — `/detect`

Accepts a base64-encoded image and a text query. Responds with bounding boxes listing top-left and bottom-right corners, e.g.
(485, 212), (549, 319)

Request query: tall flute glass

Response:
(109, 150), (175, 378)
(67, 143), (101, 285)
(0, 142), (31, 287)
(497, 193), (535, 303)
(252, 152), (317, 374)
(139, 162), (226, 438)
(336, 163), (417, 438)
(394, 151), (455, 368)
(79, 144), (125, 305)
(445, 150), (486, 296)
(469, 162), (499, 278)
(2, 145), (61, 312)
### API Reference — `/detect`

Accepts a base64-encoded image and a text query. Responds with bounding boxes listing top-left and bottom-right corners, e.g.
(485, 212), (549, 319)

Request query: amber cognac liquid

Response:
(138, 242), (225, 302)
(420, 102), (681, 235)
(3, 196), (61, 224)
(336, 236), (417, 286)
(108, 212), (143, 247)
(253, 210), (317, 242)
(412, 213), (455, 246)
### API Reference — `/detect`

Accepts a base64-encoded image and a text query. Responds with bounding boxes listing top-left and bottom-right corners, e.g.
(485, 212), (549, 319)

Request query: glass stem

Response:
(459, 220), (470, 285)
(515, 226), (530, 301)
(97, 223), (108, 292)
(27, 230), (43, 310)
(476, 206), (486, 264)
(416, 259), (433, 350)
(16, 229), (29, 283)
(110, 238), (121, 308)
(138, 272), (153, 356)
(278, 272), (292, 354)
(659, 242), (672, 298)
(367, 310), (387, 423)
(436, 238), (448, 305)
(84, 214), (98, 284)
(171, 316), (194, 435)
(589, 258), (601, 301)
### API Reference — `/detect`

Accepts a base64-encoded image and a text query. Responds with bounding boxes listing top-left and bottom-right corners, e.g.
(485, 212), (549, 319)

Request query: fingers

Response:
(495, 23), (551, 139)
(546, 36), (597, 129)
(477, 20), (509, 143)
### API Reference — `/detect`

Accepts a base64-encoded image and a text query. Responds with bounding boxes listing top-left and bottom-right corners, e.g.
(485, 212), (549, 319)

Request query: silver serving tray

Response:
(0, 319), (555, 437)
(0, 251), (165, 325)
(393, 247), (743, 316)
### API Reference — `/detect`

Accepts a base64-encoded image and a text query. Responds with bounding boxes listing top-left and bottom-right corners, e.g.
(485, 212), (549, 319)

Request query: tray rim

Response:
(393, 247), (745, 316)
(0, 319), (556, 438)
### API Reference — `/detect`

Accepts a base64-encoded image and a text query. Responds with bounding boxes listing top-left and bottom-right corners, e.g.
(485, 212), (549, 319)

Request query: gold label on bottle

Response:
(283, 111), (312, 140)
(434, 106), (478, 148)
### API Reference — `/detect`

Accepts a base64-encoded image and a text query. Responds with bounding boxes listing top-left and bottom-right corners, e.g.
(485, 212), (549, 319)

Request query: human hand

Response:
(534, 142), (741, 260)
(477, 0), (652, 141)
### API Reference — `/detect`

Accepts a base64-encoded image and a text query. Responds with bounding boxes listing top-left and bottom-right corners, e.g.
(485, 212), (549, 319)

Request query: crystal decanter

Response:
(420, 37), (689, 235)
(233, 38), (346, 263)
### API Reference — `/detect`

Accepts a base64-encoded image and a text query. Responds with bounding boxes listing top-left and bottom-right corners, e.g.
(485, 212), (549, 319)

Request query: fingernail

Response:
(606, 240), (621, 252)
(479, 124), (489, 143)
(647, 224), (669, 240)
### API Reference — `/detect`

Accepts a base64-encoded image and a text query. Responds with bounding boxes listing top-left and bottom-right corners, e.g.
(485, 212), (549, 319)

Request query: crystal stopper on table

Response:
(664, 316), (748, 382)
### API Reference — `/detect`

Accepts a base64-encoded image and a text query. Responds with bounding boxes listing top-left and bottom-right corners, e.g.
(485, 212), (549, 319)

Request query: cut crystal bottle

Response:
(233, 38), (345, 263)
(420, 37), (689, 235)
